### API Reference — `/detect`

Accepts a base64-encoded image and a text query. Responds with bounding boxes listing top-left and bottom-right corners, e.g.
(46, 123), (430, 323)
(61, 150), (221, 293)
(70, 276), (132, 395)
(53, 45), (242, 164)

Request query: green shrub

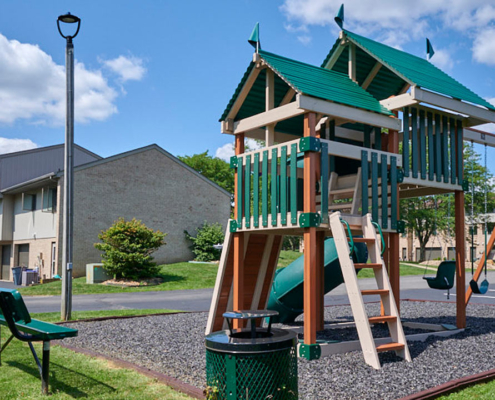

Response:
(185, 222), (224, 262)
(94, 218), (166, 280)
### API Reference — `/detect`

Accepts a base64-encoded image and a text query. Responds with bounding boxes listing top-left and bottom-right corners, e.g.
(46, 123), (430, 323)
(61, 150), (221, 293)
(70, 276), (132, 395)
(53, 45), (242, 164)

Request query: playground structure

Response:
(206, 20), (495, 369)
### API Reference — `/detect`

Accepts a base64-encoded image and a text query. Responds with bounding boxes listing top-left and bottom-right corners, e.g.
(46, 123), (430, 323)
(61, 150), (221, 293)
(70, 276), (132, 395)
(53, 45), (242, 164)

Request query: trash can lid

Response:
(205, 327), (297, 354)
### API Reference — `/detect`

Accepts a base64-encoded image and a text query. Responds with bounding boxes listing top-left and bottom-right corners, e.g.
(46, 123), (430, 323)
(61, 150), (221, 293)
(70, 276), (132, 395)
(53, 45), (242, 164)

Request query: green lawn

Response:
(19, 261), (219, 296)
(357, 263), (427, 279)
(278, 250), (302, 268)
(438, 379), (495, 399)
(0, 310), (194, 399)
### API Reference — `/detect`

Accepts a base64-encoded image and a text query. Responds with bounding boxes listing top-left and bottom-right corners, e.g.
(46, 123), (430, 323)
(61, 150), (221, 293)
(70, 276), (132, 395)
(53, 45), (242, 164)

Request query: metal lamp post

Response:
(57, 12), (81, 321)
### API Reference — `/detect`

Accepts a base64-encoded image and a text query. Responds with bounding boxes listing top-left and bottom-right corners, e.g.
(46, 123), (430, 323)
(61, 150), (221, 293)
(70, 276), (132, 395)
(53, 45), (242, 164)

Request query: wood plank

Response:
(455, 191), (466, 329)
(376, 342), (404, 352)
(355, 263), (381, 269)
(369, 315), (397, 324)
(259, 235), (283, 310)
(362, 62), (382, 90)
(361, 289), (389, 296)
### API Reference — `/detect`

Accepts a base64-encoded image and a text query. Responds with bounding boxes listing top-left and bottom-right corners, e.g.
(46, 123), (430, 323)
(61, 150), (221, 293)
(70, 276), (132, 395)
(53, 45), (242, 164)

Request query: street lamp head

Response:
(57, 12), (81, 40)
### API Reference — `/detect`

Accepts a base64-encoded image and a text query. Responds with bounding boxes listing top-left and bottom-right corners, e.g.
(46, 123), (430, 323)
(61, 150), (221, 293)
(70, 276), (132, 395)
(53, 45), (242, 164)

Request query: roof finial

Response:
(335, 4), (344, 30)
(248, 22), (260, 53)
(426, 38), (435, 60)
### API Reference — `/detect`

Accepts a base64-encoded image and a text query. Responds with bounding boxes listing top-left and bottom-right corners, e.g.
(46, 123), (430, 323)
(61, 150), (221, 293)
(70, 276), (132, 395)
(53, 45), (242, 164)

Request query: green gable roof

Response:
(220, 49), (393, 125)
(322, 30), (495, 111)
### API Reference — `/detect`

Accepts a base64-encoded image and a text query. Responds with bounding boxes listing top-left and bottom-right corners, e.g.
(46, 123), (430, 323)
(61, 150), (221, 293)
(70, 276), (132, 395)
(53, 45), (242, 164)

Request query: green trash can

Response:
(205, 310), (298, 400)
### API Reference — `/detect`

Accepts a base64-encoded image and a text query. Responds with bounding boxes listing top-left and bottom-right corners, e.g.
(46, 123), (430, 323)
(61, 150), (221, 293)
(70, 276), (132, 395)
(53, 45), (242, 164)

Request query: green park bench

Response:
(0, 288), (78, 395)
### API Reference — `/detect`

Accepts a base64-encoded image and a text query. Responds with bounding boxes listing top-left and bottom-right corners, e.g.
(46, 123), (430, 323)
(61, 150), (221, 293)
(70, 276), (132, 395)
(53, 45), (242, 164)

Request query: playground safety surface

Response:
(62, 300), (495, 400)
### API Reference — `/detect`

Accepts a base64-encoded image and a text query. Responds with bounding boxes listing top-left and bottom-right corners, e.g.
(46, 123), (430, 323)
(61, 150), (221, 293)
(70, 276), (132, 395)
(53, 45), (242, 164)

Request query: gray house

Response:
(0, 144), (231, 280)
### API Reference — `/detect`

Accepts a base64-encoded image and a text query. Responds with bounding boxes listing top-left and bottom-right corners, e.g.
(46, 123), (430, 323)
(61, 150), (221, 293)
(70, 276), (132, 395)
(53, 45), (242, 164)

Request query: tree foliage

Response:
(94, 218), (166, 280)
(178, 151), (234, 194)
(400, 144), (495, 262)
(185, 221), (225, 262)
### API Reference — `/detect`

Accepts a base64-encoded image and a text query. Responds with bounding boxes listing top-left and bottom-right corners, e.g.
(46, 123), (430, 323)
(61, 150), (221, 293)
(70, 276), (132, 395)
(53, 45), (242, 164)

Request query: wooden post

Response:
(233, 134), (245, 329)
(303, 112), (317, 344)
(455, 190), (466, 328)
(315, 126), (325, 331)
(388, 125), (401, 313)
(265, 69), (275, 146)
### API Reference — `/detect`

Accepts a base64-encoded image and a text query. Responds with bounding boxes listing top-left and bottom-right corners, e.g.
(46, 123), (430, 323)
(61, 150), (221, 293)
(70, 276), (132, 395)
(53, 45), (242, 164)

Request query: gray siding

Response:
(0, 145), (100, 190)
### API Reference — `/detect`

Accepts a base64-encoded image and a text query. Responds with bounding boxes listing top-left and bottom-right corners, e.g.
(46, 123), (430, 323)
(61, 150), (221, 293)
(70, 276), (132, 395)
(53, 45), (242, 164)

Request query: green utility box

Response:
(86, 263), (111, 284)
(205, 310), (298, 400)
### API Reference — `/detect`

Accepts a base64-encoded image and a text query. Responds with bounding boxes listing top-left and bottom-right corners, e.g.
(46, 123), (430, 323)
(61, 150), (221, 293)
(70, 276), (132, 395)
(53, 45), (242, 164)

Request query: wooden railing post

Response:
(455, 190), (466, 329)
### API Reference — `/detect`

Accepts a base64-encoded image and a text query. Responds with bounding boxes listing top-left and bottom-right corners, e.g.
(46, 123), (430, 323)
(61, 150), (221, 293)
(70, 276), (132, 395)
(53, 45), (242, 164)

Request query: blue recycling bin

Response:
(12, 267), (22, 286)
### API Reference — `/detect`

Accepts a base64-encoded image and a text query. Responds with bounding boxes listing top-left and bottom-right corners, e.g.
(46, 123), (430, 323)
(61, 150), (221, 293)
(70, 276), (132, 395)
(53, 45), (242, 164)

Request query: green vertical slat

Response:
(381, 154), (388, 229)
(419, 109), (426, 180)
(435, 114), (442, 182)
(271, 148), (278, 226)
(442, 116), (449, 183)
(262, 150), (268, 227)
(411, 107), (418, 178)
(290, 144), (298, 224)
(457, 119), (463, 185)
(329, 120), (335, 173)
(320, 142), (329, 224)
(371, 152), (378, 223)
(427, 112), (434, 181)
(449, 118), (456, 184)
(280, 146), (287, 225)
(374, 127), (382, 151)
(391, 156), (398, 230)
(361, 150), (369, 215)
(253, 153), (260, 227)
(244, 155), (251, 228)
(237, 156), (243, 228)
(403, 107), (409, 177)
(364, 126), (371, 148)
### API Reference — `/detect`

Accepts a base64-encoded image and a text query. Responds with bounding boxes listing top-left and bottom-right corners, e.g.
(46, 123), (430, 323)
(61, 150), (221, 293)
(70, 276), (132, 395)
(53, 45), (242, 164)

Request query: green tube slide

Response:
(267, 238), (368, 323)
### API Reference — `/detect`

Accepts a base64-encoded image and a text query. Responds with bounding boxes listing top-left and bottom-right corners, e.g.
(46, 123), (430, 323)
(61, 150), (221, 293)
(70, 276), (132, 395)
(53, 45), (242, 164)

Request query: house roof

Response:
(220, 49), (393, 129)
(322, 30), (495, 111)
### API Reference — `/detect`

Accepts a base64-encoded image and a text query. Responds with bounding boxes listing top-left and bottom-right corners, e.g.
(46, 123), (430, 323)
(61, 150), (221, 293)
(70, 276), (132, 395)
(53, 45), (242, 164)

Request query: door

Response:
(1, 245), (11, 280)
(402, 248), (407, 261)
(51, 242), (56, 277)
(18, 244), (29, 268)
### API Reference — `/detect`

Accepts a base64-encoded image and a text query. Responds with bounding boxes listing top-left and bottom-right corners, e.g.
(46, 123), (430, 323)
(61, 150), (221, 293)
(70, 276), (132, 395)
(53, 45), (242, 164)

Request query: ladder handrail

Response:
(371, 221), (386, 256)
(340, 218), (355, 256)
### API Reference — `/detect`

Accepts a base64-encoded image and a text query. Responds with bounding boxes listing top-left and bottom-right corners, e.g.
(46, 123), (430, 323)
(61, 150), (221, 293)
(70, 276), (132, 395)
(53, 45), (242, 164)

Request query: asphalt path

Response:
(3, 271), (495, 314)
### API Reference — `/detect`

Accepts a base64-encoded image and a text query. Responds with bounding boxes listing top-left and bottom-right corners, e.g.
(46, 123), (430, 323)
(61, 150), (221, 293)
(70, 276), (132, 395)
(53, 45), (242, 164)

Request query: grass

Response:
(0, 310), (194, 399)
(357, 263), (428, 279)
(438, 379), (495, 399)
(278, 250), (303, 268)
(30, 309), (180, 323)
(19, 261), (219, 297)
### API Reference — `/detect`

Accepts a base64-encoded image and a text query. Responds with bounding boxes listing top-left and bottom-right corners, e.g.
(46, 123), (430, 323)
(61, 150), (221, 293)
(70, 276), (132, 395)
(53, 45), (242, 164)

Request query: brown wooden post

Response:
(233, 134), (245, 329)
(315, 125), (325, 331)
(303, 113), (318, 344)
(388, 123), (401, 313)
(455, 190), (466, 328)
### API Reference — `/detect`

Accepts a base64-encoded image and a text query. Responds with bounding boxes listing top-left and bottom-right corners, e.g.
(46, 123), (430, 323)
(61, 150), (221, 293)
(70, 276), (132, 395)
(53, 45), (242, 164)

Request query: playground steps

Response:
(205, 228), (283, 335)
(329, 212), (411, 369)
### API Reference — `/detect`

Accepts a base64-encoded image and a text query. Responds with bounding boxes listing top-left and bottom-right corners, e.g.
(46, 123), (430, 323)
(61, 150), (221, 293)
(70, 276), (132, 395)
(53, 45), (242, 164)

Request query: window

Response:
(22, 193), (36, 211)
(42, 187), (57, 213)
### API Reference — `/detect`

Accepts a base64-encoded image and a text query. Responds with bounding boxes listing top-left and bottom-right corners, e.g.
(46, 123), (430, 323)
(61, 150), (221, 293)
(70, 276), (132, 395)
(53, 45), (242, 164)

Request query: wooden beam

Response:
(348, 43), (357, 82)
(298, 94), (401, 131)
(464, 127), (495, 148)
(466, 226), (495, 305)
(398, 83), (411, 95)
(379, 93), (418, 111)
(225, 64), (263, 121)
(266, 69), (275, 146)
(321, 139), (403, 166)
(362, 62), (382, 90)
(323, 38), (346, 69)
(455, 190), (466, 329)
(412, 87), (495, 124)
(304, 112), (318, 345)
(279, 88), (296, 107)
(233, 101), (304, 134)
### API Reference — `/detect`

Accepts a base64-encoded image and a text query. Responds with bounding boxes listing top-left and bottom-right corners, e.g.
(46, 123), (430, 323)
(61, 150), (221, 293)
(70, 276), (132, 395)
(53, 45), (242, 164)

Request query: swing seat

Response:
(470, 278), (489, 294)
(423, 261), (456, 290)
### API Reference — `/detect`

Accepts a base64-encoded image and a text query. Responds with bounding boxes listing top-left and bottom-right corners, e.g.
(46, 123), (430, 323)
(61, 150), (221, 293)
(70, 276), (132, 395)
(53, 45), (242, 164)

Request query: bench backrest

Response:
(0, 288), (31, 324)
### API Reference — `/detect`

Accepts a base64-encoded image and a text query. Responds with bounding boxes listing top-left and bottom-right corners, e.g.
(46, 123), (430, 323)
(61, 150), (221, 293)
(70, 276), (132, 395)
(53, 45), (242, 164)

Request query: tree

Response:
(185, 222), (224, 262)
(178, 151), (234, 194)
(400, 143), (495, 262)
(94, 218), (166, 280)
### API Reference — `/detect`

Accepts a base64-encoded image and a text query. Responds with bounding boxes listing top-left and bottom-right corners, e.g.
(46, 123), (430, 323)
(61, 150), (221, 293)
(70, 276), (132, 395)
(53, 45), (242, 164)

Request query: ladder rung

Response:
(369, 315), (397, 324)
(329, 188), (355, 196)
(376, 342), (405, 352)
(361, 289), (389, 296)
(349, 238), (375, 243)
(354, 263), (381, 269)
(329, 203), (353, 210)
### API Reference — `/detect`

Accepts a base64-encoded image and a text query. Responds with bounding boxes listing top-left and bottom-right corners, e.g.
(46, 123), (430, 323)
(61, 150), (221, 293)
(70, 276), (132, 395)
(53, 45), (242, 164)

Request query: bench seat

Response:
(0, 316), (78, 341)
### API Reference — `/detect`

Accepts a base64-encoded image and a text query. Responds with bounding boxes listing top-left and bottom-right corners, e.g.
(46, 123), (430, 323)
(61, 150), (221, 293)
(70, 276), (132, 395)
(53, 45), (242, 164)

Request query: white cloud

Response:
(0, 33), (147, 126)
(430, 48), (454, 70)
(473, 28), (495, 65)
(297, 35), (312, 46)
(0, 137), (37, 154)
(215, 139), (263, 162)
(102, 55), (146, 82)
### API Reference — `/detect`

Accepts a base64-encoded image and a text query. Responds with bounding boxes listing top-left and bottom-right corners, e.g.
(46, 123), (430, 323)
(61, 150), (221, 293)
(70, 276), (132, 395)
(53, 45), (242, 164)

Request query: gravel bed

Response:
(62, 301), (495, 399)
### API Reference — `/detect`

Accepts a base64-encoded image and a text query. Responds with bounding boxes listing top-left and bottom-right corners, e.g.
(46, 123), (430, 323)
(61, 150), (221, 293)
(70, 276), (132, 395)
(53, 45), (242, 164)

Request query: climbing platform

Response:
(329, 212), (411, 369)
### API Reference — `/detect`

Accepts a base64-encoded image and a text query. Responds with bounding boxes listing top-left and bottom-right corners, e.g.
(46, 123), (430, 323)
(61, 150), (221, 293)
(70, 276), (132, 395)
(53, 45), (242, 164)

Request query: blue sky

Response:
(1, 0), (495, 168)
